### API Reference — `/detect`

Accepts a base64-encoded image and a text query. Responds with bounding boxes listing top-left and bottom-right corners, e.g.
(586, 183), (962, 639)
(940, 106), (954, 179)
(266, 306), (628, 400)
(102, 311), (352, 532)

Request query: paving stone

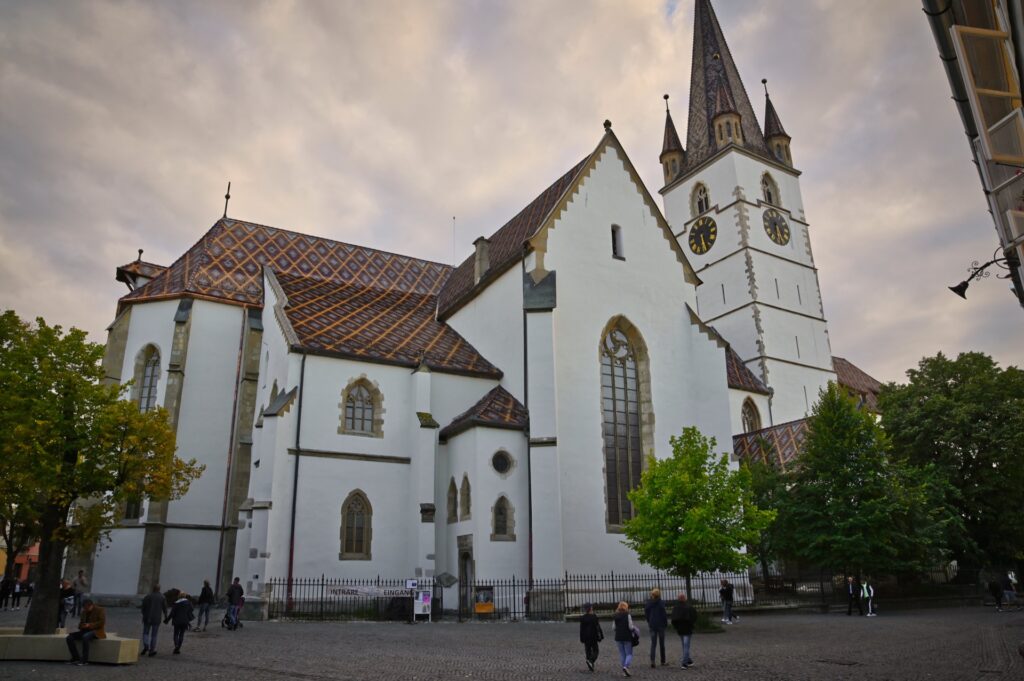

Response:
(0, 604), (1021, 680)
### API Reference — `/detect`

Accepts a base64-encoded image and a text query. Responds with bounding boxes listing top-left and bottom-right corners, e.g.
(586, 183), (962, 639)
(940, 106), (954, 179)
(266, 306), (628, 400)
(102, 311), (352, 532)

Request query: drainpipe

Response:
(286, 351), (307, 604)
(521, 247), (533, 583)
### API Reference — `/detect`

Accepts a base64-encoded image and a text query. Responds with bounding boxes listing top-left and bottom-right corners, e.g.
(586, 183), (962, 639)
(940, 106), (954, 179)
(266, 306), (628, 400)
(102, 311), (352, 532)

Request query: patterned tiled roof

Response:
(436, 158), (589, 319)
(683, 0), (772, 172)
(274, 270), (501, 379)
(732, 418), (809, 471)
(116, 260), (167, 283)
(725, 346), (770, 394)
(832, 356), (883, 412)
(121, 219), (452, 308)
(438, 385), (529, 441)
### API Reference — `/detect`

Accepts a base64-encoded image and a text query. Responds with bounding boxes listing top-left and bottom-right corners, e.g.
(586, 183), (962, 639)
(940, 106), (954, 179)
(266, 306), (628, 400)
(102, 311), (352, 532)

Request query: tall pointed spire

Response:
(684, 0), (770, 171)
(762, 79), (793, 167)
(660, 94), (686, 184)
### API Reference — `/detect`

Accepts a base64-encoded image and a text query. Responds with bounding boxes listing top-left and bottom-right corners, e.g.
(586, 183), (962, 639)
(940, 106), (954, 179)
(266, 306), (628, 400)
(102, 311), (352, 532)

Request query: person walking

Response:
(65, 599), (106, 666)
(644, 588), (668, 667)
(613, 601), (637, 677)
(0, 575), (12, 611)
(719, 579), (737, 623)
(140, 584), (167, 657)
(990, 579), (1005, 612)
(12, 579), (22, 610)
(195, 579), (214, 631)
(862, 579), (876, 617)
(226, 577), (244, 630)
(671, 592), (698, 669)
(846, 576), (863, 616)
(58, 579), (76, 629)
(164, 591), (194, 654)
(1001, 573), (1021, 611)
(72, 570), (89, 616)
(579, 602), (604, 672)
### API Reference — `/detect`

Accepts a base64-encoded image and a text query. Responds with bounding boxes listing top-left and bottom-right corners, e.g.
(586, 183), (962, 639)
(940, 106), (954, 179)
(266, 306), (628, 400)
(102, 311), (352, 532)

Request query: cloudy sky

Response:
(1, 0), (1021, 383)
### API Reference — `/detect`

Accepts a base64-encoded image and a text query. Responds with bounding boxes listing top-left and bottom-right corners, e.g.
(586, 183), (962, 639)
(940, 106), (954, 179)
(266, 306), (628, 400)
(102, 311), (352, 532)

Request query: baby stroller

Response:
(221, 596), (245, 630)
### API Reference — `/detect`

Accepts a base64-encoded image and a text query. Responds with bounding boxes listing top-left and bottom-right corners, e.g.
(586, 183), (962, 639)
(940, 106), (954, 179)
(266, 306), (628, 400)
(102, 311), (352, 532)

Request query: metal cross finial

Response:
(223, 181), (232, 219)
(762, 78), (769, 97)
(664, 93), (670, 112)
(137, 248), (143, 262)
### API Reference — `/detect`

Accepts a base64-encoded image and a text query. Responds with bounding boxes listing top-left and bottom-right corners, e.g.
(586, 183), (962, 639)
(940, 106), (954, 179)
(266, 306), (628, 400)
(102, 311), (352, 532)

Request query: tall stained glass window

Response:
(601, 328), (643, 526)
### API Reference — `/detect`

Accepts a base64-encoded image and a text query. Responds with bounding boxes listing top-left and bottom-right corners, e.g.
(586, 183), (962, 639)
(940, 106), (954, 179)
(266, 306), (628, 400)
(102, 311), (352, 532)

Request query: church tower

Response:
(660, 0), (835, 424)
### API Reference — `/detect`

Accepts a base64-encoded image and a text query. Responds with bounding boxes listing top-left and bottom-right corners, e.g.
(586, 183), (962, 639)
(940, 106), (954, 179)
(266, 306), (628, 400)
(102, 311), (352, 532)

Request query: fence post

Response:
(319, 574), (325, 621)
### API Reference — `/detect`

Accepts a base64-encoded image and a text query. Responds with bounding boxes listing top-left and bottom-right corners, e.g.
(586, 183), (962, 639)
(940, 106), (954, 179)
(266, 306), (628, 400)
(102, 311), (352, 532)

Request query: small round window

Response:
(491, 451), (512, 474)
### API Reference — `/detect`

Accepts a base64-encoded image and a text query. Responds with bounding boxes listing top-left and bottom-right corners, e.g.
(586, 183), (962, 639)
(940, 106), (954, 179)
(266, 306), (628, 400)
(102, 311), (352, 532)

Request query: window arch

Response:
(338, 377), (384, 437)
(491, 496), (516, 541)
(460, 475), (472, 520)
(741, 398), (762, 434)
(691, 183), (710, 217)
(600, 317), (652, 528)
(447, 478), (458, 523)
(133, 345), (161, 412)
(340, 490), (372, 560)
(761, 173), (781, 207)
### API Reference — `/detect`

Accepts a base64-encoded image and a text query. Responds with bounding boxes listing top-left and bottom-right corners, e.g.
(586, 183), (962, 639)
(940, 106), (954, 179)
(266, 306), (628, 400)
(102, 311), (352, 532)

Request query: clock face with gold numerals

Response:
(763, 208), (790, 246)
(688, 216), (717, 255)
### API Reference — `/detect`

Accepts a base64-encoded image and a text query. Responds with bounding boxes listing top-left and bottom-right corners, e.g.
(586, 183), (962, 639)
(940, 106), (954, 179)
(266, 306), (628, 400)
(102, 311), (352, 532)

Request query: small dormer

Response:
(115, 249), (167, 291)
(712, 82), (743, 148)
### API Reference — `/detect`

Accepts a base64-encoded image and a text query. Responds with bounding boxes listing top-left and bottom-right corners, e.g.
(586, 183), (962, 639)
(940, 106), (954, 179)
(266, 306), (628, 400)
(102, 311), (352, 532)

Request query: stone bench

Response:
(0, 632), (139, 664)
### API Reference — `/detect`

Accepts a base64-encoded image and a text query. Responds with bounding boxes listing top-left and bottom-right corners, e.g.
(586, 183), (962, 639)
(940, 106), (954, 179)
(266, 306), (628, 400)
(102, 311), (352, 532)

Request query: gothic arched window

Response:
(761, 173), (780, 207)
(601, 325), (646, 526)
(135, 345), (161, 412)
(339, 377), (383, 437)
(340, 490), (372, 560)
(447, 478), (458, 523)
(741, 398), (762, 434)
(692, 183), (710, 217)
(460, 475), (472, 520)
(491, 496), (516, 541)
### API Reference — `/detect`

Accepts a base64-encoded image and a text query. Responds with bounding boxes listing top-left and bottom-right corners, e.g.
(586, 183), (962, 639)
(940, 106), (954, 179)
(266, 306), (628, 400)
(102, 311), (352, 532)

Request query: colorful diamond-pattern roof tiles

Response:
(438, 385), (529, 441)
(725, 346), (770, 394)
(732, 418), (809, 470)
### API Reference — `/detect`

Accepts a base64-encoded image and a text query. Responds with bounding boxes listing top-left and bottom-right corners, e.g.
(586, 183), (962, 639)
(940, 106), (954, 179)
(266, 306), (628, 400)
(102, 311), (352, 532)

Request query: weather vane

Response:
(223, 181), (232, 219)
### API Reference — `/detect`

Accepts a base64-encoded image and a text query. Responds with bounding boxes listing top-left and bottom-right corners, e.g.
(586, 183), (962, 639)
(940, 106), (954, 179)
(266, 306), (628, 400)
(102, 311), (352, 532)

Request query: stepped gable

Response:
(437, 157), (589, 319)
(725, 346), (770, 394)
(275, 270), (501, 379)
(120, 218), (452, 309)
(832, 356), (883, 411)
(684, 0), (771, 172)
(439, 385), (529, 441)
(732, 418), (809, 470)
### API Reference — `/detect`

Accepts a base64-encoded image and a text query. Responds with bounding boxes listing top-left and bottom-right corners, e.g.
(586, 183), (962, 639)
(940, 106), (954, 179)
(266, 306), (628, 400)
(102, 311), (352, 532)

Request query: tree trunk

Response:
(23, 510), (67, 635)
(685, 574), (692, 600)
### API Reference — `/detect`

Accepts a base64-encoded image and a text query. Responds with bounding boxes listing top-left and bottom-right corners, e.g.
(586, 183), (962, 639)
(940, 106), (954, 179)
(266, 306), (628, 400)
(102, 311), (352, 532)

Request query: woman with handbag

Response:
(613, 601), (638, 677)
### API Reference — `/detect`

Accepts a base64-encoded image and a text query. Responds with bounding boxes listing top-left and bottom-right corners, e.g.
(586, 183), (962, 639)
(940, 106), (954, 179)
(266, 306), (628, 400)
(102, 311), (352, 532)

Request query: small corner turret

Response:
(762, 79), (793, 168)
(660, 94), (686, 186)
(711, 81), (743, 147)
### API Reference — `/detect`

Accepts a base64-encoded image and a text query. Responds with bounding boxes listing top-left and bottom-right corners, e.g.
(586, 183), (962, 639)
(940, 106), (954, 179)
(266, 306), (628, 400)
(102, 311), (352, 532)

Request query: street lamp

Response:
(948, 254), (1010, 299)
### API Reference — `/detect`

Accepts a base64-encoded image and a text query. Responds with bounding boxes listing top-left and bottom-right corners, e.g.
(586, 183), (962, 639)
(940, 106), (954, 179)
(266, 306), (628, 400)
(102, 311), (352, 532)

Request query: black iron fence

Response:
(265, 568), (984, 622)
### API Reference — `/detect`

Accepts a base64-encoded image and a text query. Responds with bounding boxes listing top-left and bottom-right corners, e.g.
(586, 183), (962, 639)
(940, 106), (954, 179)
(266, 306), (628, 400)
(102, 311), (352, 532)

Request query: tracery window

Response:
(491, 496), (515, 541)
(601, 327), (644, 526)
(741, 398), (762, 434)
(339, 377), (383, 437)
(447, 478), (458, 523)
(692, 183), (710, 216)
(340, 490), (372, 560)
(761, 173), (780, 207)
(137, 345), (161, 412)
(460, 475), (472, 520)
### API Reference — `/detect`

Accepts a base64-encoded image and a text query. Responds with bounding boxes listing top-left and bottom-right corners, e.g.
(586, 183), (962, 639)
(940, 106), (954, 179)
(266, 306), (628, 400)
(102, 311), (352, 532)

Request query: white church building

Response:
(81, 0), (880, 606)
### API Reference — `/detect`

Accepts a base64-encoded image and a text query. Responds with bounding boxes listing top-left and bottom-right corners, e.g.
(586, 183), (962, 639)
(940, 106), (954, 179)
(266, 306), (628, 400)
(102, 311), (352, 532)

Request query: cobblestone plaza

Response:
(2, 605), (1022, 680)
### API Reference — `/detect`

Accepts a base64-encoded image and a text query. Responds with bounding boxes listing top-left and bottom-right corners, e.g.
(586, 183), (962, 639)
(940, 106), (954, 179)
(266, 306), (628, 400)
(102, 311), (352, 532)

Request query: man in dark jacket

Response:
(226, 577), (244, 629)
(579, 602), (604, 672)
(670, 593), (697, 669)
(719, 579), (737, 623)
(164, 592), (194, 654)
(140, 584), (167, 657)
(196, 580), (215, 631)
(846, 576), (863, 616)
(644, 588), (668, 667)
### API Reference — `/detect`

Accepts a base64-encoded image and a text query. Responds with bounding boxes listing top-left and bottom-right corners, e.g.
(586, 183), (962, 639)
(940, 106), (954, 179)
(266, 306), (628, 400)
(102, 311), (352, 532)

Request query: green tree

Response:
(623, 427), (775, 595)
(878, 352), (1024, 573)
(743, 445), (786, 580)
(0, 311), (204, 634)
(776, 383), (954, 577)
